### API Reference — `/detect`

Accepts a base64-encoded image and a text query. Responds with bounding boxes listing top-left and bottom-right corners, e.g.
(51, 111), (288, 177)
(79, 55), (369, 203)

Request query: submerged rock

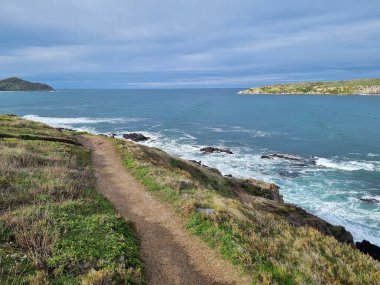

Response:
(263, 153), (303, 161)
(360, 197), (379, 203)
(261, 155), (272, 159)
(200, 147), (233, 154)
(123, 133), (150, 142)
(278, 170), (300, 178)
(356, 240), (380, 261)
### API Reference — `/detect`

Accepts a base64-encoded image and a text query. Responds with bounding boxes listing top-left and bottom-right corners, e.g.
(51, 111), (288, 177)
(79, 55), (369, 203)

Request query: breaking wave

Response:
(316, 157), (379, 172)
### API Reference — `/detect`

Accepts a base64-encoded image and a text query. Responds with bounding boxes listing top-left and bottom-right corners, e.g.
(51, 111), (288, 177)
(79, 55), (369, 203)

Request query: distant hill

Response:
(0, 77), (54, 91)
(238, 78), (380, 95)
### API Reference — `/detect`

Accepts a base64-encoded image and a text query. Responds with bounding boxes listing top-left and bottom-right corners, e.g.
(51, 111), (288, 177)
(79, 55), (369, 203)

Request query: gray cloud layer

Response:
(1, 0), (379, 88)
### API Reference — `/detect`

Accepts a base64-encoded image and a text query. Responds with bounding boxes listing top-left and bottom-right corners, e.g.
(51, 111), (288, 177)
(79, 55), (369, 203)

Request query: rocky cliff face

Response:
(0, 77), (54, 91)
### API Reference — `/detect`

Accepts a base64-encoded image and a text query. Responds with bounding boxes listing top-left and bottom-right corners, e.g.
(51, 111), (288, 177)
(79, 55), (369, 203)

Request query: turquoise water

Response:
(1, 89), (379, 244)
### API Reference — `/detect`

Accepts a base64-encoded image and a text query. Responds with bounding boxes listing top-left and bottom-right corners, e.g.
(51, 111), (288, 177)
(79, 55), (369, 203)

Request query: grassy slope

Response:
(112, 138), (380, 285)
(239, 78), (380, 95)
(0, 115), (143, 284)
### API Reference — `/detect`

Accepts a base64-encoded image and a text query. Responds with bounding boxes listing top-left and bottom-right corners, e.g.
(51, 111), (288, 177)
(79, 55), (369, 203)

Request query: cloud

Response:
(0, 0), (379, 87)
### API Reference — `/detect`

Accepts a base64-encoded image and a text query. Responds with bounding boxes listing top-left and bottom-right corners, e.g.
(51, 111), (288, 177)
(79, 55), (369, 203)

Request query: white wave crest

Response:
(23, 114), (125, 126)
(316, 158), (379, 172)
(205, 126), (274, 137)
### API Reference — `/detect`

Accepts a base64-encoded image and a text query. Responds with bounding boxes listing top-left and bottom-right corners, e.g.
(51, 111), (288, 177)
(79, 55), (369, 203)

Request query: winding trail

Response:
(77, 135), (251, 285)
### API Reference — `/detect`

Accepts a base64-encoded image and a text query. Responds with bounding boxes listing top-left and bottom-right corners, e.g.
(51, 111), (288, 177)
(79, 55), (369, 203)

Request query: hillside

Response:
(0, 115), (143, 284)
(0, 77), (54, 91)
(112, 134), (380, 284)
(239, 78), (380, 95)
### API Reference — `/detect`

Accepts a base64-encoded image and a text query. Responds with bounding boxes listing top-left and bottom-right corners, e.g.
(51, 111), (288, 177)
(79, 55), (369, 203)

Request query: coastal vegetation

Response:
(1, 114), (379, 284)
(239, 78), (380, 95)
(113, 138), (380, 285)
(0, 115), (143, 284)
(0, 77), (54, 91)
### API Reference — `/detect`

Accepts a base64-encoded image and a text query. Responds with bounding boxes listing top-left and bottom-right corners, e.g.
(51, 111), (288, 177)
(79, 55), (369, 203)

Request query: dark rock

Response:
(269, 153), (302, 161)
(200, 147), (233, 154)
(56, 127), (75, 132)
(123, 133), (150, 142)
(360, 198), (379, 203)
(261, 155), (272, 159)
(188, 160), (202, 165)
(356, 240), (380, 261)
(283, 207), (354, 244)
(230, 178), (283, 202)
(202, 164), (222, 175)
(224, 174), (233, 177)
(292, 163), (309, 167)
(246, 179), (283, 202)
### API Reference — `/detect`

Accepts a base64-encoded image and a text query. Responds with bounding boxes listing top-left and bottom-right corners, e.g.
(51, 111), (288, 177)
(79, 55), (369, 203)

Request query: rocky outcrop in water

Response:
(123, 133), (150, 142)
(360, 197), (379, 203)
(200, 147), (233, 154)
(261, 153), (303, 161)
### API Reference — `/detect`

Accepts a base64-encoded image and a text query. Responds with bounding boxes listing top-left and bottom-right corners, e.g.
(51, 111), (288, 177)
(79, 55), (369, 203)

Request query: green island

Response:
(1, 114), (379, 284)
(238, 78), (380, 95)
(0, 77), (54, 91)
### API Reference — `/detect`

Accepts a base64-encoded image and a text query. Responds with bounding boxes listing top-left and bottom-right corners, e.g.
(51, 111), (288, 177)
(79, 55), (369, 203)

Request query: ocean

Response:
(1, 89), (379, 245)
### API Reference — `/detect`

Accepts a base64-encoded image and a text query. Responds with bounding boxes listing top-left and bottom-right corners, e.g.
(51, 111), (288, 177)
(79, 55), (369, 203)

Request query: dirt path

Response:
(77, 135), (251, 285)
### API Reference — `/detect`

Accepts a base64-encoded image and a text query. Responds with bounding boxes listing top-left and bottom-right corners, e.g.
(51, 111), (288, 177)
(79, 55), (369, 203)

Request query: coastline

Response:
(238, 78), (380, 95)
(19, 112), (379, 247)
(21, 116), (380, 246)
(1, 114), (379, 283)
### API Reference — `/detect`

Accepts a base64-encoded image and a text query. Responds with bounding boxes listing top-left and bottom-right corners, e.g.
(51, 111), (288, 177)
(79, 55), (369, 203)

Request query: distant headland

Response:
(238, 78), (380, 95)
(0, 77), (54, 91)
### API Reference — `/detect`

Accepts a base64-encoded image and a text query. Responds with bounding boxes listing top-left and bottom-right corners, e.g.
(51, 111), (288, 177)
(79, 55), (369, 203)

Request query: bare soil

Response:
(77, 135), (251, 285)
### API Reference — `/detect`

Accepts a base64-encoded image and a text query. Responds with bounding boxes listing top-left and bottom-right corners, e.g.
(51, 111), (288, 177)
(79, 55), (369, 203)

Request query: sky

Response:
(0, 0), (379, 88)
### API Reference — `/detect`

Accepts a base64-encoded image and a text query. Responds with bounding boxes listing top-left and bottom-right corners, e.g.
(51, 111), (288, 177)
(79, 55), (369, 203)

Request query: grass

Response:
(240, 78), (380, 95)
(113, 138), (380, 285)
(0, 115), (143, 284)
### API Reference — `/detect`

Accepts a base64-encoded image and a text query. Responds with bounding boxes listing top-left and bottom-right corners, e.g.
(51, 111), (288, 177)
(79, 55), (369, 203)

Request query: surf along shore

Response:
(1, 114), (379, 284)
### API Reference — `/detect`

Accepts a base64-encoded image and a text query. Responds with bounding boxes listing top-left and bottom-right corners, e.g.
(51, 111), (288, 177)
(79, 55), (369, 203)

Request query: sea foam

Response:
(316, 157), (379, 172)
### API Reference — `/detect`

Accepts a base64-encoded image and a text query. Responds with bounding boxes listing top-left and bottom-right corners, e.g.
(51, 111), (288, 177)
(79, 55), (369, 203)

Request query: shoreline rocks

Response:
(200, 146), (233, 154)
(261, 153), (304, 161)
(123, 133), (150, 142)
(356, 240), (380, 261)
(56, 127), (75, 132)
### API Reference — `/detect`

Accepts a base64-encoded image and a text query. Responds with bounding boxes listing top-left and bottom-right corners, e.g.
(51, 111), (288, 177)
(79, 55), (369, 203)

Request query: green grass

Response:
(0, 115), (143, 284)
(240, 78), (380, 95)
(113, 138), (380, 285)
